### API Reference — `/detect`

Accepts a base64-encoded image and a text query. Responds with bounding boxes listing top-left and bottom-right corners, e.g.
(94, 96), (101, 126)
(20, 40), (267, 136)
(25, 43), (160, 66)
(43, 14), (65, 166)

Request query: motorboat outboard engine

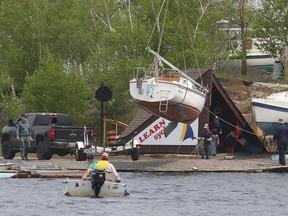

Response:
(91, 169), (106, 197)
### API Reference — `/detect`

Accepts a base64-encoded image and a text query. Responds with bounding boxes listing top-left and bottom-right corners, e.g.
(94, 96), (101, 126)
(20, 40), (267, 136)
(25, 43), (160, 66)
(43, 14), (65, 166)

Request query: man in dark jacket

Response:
(197, 123), (213, 159)
(274, 118), (288, 165)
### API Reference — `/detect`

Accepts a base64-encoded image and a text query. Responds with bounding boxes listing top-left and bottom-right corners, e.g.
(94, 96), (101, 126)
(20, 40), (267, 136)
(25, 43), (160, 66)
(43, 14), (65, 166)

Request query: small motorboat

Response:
(62, 170), (128, 198)
(62, 179), (127, 198)
(0, 163), (14, 170)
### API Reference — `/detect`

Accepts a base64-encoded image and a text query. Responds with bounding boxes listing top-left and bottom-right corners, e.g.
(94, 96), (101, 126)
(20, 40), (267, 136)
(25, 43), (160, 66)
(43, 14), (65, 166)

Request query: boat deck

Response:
(158, 75), (181, 82)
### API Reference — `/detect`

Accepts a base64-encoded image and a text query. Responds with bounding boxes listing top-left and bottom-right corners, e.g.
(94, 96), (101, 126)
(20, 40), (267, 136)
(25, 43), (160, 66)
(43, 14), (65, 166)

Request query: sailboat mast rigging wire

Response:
(147, 48), (208, 94)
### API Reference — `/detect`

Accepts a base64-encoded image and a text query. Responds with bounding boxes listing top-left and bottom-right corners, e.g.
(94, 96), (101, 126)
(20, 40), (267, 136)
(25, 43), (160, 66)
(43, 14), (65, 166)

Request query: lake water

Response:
(1, 172), (288, 216)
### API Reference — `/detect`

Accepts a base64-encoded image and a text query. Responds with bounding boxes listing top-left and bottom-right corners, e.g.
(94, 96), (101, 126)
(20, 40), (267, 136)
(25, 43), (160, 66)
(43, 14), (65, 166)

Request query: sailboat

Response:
(129, 48), (208, 124)
(245, 79), (288, 135)
(251, 91), (288, 135)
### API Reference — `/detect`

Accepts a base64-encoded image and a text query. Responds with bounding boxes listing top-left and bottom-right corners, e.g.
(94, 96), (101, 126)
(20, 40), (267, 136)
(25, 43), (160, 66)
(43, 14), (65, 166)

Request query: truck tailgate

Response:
(51, 126), (91, 142)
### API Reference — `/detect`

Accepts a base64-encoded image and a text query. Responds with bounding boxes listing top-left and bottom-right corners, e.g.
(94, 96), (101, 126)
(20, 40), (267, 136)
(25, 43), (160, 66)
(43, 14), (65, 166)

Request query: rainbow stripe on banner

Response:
(179, 124), (194, 142)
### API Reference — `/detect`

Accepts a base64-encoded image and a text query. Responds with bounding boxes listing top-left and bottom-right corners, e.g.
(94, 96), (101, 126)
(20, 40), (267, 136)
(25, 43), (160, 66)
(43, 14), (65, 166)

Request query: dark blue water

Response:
(1, 172), (288, 216)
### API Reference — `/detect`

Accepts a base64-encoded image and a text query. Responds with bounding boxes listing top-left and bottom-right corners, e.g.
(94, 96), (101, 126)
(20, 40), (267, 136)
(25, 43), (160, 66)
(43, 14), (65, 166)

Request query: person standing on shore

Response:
(210, 116), (222, 145)
(197, 123), (213, 159)
(80, 154), (98, 180)
(16, 114), (32, 160)
(274, 118), (288, 165)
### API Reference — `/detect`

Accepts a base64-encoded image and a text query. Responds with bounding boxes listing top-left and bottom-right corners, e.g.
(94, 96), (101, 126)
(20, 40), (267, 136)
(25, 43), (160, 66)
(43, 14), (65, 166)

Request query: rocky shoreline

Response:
(1, 153), (287, 178)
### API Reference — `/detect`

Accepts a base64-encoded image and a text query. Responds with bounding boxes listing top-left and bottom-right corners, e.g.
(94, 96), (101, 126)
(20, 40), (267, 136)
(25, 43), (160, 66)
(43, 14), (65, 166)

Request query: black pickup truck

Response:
(1, 113), (94, 160)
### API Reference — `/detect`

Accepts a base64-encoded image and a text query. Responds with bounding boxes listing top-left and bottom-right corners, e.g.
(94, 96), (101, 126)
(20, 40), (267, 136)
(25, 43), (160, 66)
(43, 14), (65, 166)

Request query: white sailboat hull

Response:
(62, 178), (127, 198)
(130, 78), (206, 124)
(251, 92), (288, 135)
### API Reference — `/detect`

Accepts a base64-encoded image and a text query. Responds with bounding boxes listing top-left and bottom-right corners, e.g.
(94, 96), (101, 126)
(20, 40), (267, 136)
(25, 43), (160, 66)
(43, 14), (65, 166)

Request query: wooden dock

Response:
(1, 154), (288, 178)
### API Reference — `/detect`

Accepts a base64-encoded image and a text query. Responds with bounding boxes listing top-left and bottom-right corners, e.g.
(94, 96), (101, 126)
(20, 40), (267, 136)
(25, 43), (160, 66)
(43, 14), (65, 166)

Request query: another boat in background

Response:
(243, 80), (288, 89)
(251, 91), (288, 135)
(0, 172), (16, 178)
(130, 48), (208, 124)
(245, 38), (276, 72)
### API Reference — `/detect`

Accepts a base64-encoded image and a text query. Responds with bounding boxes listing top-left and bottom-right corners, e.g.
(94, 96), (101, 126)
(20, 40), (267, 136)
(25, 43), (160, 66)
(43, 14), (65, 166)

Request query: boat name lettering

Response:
(112, 185), (119, 190)
(139, 119), (166, 143)
(154, 129), (165, 140)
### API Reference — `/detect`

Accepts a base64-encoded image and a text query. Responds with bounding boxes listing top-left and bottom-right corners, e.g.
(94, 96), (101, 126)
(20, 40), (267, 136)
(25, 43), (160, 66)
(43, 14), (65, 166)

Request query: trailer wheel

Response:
(75, 145), (86, 161)
(37, 141), (53, 160)
(2, 140), (15, 159)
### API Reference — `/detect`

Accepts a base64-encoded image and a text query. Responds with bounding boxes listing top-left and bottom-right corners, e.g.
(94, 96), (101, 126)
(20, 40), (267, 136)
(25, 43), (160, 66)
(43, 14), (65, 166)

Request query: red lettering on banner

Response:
(143, 132), (149, 139)
(138, 119), (166, 143)
(154, 124), (160, 131)
(159, 119), (165, 127)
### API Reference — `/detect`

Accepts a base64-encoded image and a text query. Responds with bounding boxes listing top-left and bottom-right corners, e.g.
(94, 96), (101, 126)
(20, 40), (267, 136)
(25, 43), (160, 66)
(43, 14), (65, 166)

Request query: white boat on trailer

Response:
(130, 48), (208, 124)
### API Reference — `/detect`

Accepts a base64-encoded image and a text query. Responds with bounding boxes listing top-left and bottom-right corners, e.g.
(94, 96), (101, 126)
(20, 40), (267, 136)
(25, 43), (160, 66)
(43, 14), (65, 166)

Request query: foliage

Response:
(0, 72), (24, 129)
(254, 0), (288, 60)
(0, 0), (282, 131)
(23, 54), (90, 124)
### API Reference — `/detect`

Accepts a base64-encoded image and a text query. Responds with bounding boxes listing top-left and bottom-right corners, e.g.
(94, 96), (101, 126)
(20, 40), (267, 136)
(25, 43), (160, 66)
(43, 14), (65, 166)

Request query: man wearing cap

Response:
(16, 114), (32, 160)
(197, 123), (213, 159)
(274, 118), (288, 165)
(81, 154), (98, 180)
(94, 152), (121, 182)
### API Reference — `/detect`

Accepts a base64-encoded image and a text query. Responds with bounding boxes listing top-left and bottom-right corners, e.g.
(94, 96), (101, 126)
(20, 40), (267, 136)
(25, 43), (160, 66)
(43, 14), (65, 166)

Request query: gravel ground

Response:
(1, 153), (286, 177)
(49, 153), (285, 173)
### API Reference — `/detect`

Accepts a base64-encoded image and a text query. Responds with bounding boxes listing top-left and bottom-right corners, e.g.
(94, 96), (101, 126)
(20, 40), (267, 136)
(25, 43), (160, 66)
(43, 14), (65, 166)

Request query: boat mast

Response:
(147, 48), (207, 92)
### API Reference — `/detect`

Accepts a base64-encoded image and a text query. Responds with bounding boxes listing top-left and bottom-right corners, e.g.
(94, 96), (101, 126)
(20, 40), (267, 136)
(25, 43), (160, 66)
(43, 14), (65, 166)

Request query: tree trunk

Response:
(11, 84), (16, 98)
(239, 0), (247, 75)
(284, 33), (288, 77)
(241, 39), (247, 75)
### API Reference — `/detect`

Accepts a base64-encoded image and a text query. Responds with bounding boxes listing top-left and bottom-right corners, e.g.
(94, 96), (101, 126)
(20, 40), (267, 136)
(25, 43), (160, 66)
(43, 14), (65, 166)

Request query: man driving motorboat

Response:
(95, 152), (121, 183)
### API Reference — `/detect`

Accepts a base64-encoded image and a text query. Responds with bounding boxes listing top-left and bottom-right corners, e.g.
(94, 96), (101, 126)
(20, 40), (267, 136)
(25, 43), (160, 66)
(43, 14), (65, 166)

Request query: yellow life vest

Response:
(95, 160), (109, 171)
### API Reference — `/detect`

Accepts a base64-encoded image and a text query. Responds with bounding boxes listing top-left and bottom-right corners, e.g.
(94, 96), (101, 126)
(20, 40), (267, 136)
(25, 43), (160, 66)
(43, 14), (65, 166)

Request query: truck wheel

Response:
(2, 140), (15, 159)
(75, 146), (86, 161)
(37, 141), (53, 160)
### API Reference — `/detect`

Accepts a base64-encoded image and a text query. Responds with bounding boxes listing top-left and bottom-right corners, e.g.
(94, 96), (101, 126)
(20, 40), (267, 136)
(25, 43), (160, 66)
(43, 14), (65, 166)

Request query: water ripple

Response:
(1, 172), (288, 215)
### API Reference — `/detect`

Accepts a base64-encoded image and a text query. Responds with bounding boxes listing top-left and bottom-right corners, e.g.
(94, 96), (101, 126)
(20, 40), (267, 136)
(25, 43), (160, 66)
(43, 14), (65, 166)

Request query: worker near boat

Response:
(209, 116), (222, 156)
(274, 118), (288, 166)
(81, 152), (121, 182)
(196, 123), (213, 159)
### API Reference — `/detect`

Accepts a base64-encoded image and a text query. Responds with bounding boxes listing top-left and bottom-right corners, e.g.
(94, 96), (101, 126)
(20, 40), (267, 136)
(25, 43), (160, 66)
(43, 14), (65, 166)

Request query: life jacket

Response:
(95, 160), (109, 171)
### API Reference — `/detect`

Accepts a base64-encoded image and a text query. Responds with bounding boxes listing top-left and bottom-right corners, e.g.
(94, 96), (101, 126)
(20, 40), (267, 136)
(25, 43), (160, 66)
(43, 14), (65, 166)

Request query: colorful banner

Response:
(134, 118), (199, 145)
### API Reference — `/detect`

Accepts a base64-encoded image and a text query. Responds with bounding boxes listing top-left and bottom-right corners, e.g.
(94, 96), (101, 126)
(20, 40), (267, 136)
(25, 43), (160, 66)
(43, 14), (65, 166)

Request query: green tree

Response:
(0, 73), (24, 128)
(254, 0), (288, 76)
(23, 55), (90, 124)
